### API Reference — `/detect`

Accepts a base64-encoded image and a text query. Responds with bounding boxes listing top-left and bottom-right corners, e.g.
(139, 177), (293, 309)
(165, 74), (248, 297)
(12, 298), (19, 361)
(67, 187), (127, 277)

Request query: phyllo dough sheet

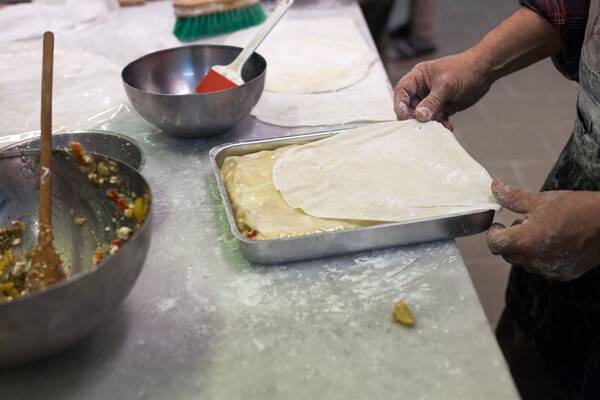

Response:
(273, 120), (501, 222)
(224, 17), (397, 127)
(221, 120), (500, 241)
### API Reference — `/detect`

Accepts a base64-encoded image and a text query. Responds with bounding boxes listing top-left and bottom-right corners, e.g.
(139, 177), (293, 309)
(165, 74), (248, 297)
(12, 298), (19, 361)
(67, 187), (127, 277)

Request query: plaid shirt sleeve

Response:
(519, 0), (590, 80)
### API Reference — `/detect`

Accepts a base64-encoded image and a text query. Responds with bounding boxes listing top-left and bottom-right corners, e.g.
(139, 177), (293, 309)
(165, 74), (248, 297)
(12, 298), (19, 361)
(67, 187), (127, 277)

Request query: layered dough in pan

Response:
(221, 120), (500, 240)
(220, 145), (379, 240)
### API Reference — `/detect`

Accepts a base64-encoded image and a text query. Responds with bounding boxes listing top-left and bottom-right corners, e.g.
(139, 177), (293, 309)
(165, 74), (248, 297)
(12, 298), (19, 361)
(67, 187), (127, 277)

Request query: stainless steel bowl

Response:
(0, 150), (152, 367)
(121, 45), (266, 138)
(0, 130), (145, 171)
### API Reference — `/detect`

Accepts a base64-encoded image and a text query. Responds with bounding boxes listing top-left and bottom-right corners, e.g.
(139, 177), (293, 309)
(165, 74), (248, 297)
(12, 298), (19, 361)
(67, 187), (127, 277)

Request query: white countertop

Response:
(0, 1), (519, 399)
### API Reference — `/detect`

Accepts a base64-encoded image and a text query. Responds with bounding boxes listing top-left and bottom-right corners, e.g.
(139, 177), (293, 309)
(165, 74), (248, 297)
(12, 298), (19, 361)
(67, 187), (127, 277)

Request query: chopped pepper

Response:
(108, 189), (130, 213)
(393, 301), (415, 326)
(133, 197), (146, 223)
(68, 141), (86, 165)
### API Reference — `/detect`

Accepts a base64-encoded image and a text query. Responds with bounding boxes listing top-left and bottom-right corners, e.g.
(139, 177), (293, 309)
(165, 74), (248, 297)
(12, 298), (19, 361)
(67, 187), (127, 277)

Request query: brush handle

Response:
(228, 0), (293, 74)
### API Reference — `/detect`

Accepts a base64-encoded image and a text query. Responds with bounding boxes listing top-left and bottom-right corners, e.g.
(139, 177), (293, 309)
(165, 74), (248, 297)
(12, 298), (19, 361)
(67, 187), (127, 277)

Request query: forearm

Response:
(468, 7), (563, 84)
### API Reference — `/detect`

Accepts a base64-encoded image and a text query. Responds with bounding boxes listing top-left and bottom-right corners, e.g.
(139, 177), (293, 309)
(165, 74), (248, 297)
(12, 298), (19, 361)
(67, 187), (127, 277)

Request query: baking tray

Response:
(209, 130), (496, 264)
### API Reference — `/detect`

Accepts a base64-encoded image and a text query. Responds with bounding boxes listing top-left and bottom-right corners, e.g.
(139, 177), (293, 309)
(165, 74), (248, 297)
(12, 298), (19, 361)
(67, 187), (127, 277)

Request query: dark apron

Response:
(499, 5), (600, 398)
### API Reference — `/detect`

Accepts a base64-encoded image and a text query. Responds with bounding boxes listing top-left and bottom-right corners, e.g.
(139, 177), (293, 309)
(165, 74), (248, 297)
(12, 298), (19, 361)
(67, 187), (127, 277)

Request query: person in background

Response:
(394, 1), (600, 399)
(358, 0), (394, 53)
(387, 0), (438, 60)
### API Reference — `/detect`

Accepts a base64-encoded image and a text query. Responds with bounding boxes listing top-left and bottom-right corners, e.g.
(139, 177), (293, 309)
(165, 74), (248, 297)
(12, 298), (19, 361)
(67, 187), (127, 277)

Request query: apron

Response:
(500, 3), (600, 398)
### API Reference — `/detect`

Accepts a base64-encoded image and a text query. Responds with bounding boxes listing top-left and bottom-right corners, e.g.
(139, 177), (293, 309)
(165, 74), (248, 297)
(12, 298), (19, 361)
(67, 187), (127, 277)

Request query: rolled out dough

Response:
(225, 16), (396, 127)
(272, 120), (501, 222)
(0, 40), (126, 136)
(224, 17), (377, 94)
(249, 65), (396, 127)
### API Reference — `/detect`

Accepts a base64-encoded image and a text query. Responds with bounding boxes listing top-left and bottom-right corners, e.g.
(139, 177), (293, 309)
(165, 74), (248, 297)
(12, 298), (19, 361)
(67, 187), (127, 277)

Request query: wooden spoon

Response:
(24, 31), (66, 293)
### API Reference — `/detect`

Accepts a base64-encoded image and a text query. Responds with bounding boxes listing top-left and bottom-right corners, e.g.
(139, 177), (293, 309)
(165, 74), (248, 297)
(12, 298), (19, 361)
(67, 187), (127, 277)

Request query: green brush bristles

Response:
(174, 2), (267, 41)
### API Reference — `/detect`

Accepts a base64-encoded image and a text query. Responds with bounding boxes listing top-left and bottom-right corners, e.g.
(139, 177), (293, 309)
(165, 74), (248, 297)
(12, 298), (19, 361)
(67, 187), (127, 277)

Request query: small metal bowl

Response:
(0, 149), (152, 367)
(121, 44), (266, 138)
(0, 130), (145, 171)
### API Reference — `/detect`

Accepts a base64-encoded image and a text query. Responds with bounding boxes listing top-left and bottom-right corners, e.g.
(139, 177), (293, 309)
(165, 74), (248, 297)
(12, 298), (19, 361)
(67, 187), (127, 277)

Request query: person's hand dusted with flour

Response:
(394, 3), (600, 399)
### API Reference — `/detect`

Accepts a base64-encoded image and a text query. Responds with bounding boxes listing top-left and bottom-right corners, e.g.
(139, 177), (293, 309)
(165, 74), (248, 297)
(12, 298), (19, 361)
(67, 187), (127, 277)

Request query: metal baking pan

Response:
(209, 130), (496, 264)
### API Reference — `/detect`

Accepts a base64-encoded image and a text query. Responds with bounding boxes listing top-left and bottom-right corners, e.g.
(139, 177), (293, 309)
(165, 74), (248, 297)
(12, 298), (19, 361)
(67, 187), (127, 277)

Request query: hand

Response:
(393, 7), (564, 130)
(393, 51), (493, 131)
(487, 179), (600, 281)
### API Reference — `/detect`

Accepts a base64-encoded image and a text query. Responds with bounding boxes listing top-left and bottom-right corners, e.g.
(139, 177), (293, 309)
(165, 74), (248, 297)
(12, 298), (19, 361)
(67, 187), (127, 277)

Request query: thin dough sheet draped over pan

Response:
(272, 120), (501, 222)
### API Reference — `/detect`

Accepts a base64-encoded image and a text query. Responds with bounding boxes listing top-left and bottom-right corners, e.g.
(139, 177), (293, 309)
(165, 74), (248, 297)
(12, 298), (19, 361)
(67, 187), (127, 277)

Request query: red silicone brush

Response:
(196, 0), (293, 94)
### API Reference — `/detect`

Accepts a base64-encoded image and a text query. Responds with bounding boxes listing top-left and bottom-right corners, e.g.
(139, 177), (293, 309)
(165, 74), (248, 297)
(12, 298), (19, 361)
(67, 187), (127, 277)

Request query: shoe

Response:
(388, 22), (411, 39)
(387, 36), (435, 60)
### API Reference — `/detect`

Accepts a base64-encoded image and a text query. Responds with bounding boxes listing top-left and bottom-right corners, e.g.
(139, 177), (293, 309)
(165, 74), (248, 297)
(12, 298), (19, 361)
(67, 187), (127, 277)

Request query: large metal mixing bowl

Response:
(0, 130), (145, 171)
(121, 45), (266, 138)
(0, 150), (152, 368)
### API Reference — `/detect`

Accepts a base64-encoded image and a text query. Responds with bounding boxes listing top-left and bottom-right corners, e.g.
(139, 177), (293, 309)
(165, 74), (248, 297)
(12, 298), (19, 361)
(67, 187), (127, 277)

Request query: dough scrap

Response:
(272, 120), (500, 222)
